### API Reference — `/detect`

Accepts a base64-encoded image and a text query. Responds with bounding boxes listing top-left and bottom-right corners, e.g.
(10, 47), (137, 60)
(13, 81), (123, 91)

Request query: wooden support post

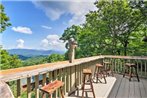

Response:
(140, 60), (143, 76)
(17, 79), (21, 98)
(63, 68), (67, 94)
(59, 69), (63, 81)
(27, 77), (31, 98)
(71, 66), (75, 91)
(42, 73), (47, 98)
(42, 73), (46, 86)
(35, 75), (39, 98)
(75, 65), (78, 87)
(49, 71), (53, 98)
(67, 67), (71, 92)
(59, 69), (63, 97)
(145, 60), (147, 76)
(80, 65), (83, 85)
(49, 71), (53, 82)
(54, 70), (58, 98)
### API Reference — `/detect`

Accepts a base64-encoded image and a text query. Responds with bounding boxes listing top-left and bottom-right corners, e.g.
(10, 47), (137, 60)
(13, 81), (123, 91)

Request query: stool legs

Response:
(123, 65), (140, 82)
(134, 66), (140, 82)
(82, 74), (95, 98)
(89, 74), (96, 98)
(94, 66), (107, 84)
(82, 75), (86, 98)
(60, 87), (64, 98)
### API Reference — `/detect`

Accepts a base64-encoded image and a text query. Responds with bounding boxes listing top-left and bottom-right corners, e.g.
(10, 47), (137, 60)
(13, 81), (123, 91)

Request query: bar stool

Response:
(40, 80), (64, 98)
(82, 69), (95, 98)
(93, 64), (107, 84)
(103, 61), (114, 76)
(123, 63), (140, 82)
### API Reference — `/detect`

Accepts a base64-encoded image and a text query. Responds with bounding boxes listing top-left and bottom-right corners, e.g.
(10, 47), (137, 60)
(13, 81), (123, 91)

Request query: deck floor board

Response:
(108, 74), (147, 98)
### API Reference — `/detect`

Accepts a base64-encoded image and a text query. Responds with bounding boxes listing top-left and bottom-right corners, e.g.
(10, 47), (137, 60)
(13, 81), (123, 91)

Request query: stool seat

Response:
(103, 61), (111, 64)
(96, 64), (103, 67)
(125, 63), (135, 67)
(123, 63), (139, 82)
(94, 63), (107, 83)
(83, 69), (92, 74)
(103, 61), (114, 76)
(82, 68), (95, 98)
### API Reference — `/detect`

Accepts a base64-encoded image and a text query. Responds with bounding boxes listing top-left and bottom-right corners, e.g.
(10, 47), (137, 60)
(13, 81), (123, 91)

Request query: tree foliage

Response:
(60, 25), (81, 49)
(61, 0), (147, 57)
(0, 4), (11, 33)
(46, 54), (65, 63)
(0, 49), (22, 70)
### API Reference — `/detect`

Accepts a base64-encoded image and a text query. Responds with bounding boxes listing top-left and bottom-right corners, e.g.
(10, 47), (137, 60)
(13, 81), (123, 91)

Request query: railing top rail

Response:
(0, 55), (147, 82)
(0, 56), (103, 82)
(103, 55), (147, 60)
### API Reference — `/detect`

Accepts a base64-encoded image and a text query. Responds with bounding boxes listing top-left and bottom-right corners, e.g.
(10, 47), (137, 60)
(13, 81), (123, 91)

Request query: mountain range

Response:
(7, 49), (65, 57)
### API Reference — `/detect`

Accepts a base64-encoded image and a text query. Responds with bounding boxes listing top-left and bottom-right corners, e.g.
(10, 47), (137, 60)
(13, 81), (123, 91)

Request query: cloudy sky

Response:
(2, 0), (96, 51)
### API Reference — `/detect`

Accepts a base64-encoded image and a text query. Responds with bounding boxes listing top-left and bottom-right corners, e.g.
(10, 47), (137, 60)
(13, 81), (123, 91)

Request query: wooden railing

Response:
(0, 55), (147, 98)
(104, 56), (147, 78)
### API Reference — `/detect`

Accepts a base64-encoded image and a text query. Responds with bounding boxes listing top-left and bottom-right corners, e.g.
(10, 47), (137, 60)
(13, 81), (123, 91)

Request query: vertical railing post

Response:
(53, 70), (58, 98)
(145, 60), (147, 77)
(17, 79), (21, 98)
(71, 66), (75, 91)
(66, 67), (71, 92)
(63, 68), (67, 95)
(49, 71), (53, 82)
(27, 77), (31, 98)
(42, 73), (46, 86)
(35, 75), (39, 98)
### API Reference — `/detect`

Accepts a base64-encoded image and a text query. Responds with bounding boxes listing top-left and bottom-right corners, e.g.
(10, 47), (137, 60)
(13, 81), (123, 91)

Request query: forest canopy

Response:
(61, 0), (147, 57)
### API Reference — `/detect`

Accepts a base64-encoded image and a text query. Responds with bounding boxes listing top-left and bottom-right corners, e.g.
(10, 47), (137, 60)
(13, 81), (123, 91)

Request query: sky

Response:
(1, 0), (96, 51)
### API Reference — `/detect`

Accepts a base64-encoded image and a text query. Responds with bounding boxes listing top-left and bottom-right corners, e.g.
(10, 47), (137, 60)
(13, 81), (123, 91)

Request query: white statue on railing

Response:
(68, 38), (77, 63)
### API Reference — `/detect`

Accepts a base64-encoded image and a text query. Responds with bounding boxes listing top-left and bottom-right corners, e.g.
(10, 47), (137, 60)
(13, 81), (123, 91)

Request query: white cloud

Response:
(16, 39), (24, 48)
(12, 26), (32, 34)
(41, 25), (52, 30)
(33, 1), (96, 26)
(41, 39), (48, 47)
(41, 34), (66, 51)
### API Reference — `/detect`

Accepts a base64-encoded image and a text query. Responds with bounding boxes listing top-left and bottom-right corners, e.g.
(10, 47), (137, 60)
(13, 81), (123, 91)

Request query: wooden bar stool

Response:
(40, 80), (64, 98)
(82, 69), (95, 98)
(103, 61), (114, 76)
(93, 64), (107, 84)
(123, 63), (140, 82)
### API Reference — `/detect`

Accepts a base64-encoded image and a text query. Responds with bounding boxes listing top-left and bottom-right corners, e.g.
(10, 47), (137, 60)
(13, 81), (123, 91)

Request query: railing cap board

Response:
(103, 55), (147, 60)
(0, 56), (103, 82)
(0, 55), (146, 82)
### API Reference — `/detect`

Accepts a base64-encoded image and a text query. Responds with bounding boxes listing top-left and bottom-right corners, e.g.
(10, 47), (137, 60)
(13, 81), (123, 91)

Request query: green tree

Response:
(60, 25), (81, 49)
(85, 0), (146, 55)
(0, 50), (22, 70)
(0, 4), (11, 33)
(46, 54), (65, 63)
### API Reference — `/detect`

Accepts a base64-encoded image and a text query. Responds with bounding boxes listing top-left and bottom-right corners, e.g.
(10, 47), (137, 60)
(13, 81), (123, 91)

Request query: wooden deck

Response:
(108, 74), (147, 98)
(69, 77), (116, 98)
(68, 74), (147, 98)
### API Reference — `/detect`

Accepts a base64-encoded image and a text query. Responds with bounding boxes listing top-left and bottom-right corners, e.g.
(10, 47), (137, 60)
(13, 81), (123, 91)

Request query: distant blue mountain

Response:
(7, 49), (65, 57)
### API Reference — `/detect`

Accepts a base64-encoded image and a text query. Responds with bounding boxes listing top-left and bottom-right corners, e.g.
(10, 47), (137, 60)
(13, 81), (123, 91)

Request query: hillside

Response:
(7, 49), (65, 57)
